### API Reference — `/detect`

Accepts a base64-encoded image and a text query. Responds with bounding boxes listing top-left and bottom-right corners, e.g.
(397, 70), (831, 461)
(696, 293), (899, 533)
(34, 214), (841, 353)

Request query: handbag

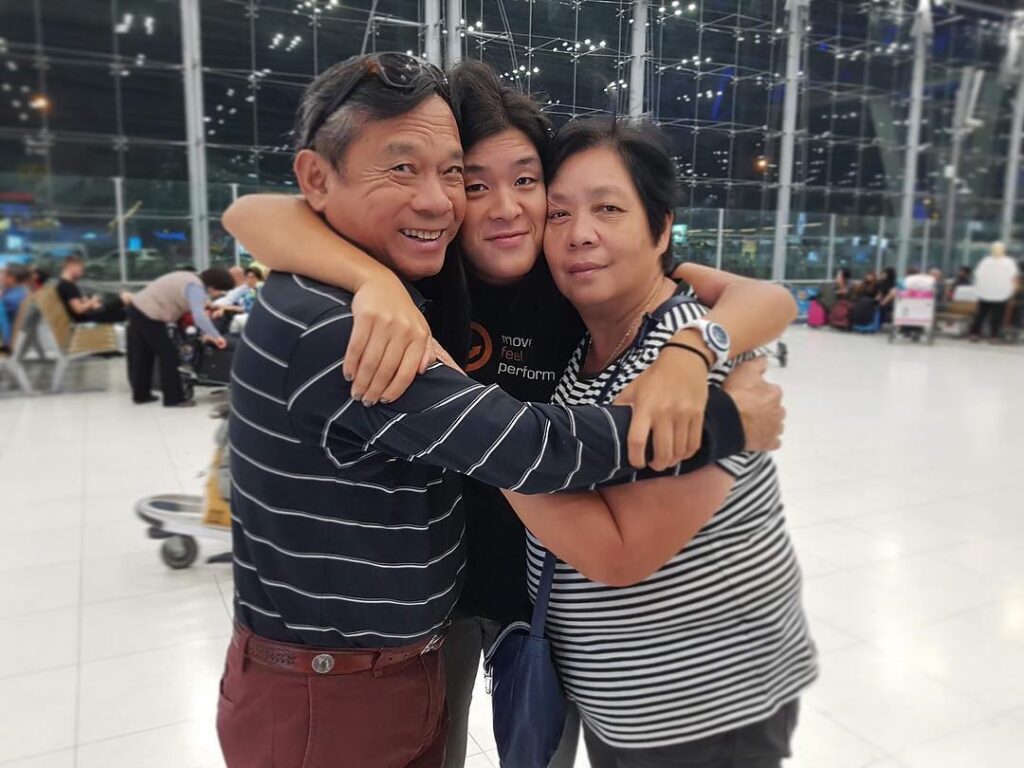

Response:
(483, 550), (565, 768)
(482, 287), (702, 768)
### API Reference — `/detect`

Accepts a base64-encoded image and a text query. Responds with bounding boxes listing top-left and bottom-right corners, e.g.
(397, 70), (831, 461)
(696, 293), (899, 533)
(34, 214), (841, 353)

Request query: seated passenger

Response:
(56, 253), (128, 324)
(1, 263), (30, 346)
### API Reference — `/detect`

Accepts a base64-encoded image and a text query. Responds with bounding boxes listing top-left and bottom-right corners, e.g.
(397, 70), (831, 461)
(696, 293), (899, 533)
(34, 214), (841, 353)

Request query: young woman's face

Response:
(543, 146), (667, 312)
(458, 128), (546, 285)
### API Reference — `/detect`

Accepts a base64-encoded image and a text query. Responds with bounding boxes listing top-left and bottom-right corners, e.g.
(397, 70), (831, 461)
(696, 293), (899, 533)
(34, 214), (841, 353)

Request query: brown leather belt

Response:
(232, 622), (448, 677)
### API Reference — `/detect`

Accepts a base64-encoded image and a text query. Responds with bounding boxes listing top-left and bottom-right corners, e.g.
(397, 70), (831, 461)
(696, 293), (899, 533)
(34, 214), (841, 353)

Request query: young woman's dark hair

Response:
(881, 266), (897, 285)
(421, 61), (556, 365)
(544, 117), (679, 271)
(448, 60), (553, 156)
(836, 267), (851, 282)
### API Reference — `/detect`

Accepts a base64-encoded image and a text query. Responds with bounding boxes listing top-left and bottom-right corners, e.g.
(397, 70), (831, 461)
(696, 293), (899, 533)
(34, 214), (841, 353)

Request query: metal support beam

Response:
(897, 0), (932, 279)
(445, 0), (462, 67)
(715, 208), (724, 270)
(826, 213), (836, 280)
(628, 0), (648, 118)
(876, 217), (885, 274)
(180, 0), (209, 271)
(922, 218), (931, 271)
(230, 183), (241, 267)
(941, 66), (985, 274)
(1001, 17), (1024, 244)
(113, 176), (127, 284)
(425, 0), (442, 67)
(771, 0), (809, 282)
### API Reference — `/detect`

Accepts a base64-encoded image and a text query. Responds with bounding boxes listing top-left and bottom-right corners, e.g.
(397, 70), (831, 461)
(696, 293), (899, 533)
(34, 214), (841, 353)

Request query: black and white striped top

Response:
(527, 292), (818, 748)
(229, 273), (746, 648)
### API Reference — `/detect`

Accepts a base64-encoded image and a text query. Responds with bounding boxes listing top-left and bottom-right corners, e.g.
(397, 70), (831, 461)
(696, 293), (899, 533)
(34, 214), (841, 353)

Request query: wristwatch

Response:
(680, 318), (731, 369)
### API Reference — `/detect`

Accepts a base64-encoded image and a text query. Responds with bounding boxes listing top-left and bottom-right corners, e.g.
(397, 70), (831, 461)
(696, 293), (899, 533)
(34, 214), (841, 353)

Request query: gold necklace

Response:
(590, 277), (666, 371)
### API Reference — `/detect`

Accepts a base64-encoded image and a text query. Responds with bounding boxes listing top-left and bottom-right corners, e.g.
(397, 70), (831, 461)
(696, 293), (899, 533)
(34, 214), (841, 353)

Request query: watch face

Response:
(708, 324), (730, 351)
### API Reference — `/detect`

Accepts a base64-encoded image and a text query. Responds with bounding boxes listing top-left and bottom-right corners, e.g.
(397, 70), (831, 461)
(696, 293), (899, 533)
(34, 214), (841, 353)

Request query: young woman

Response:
(223, 60), (797, 766)
(503, 118), (816, 768)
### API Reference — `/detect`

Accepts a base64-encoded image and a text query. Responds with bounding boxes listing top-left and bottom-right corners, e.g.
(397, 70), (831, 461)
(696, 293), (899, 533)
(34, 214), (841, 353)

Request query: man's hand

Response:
(347, 273), (435, 406)
(614, 344), (710, 471)
(722, 358), (784, 452)
(203, 335), (228, 350)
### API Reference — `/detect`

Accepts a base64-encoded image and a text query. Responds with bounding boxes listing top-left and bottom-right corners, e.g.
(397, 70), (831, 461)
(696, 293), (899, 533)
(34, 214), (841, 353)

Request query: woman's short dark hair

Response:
(545, 118), (678, 271)
(448, 60), (552, 157)
(199, 267), (236, 292)
(244, 266), (265, 281)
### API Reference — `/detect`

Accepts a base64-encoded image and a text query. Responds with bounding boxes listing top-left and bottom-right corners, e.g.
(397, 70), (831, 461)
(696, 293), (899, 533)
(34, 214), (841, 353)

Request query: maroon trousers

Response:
(217, 625), (448, 768)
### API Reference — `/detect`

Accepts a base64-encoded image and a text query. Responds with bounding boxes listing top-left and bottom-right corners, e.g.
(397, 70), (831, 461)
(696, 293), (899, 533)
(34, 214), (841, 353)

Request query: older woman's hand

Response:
(613, 346), (710, 471)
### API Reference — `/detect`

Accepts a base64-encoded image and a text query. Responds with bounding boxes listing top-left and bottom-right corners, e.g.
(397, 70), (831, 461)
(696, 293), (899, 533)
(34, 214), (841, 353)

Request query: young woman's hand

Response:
(347, 273), (435, 405)
(613, 345), (710, 471)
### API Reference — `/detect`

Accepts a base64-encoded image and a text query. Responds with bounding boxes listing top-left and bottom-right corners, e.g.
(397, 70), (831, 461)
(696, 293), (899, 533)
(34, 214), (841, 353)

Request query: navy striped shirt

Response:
(229, 272), (745, 648)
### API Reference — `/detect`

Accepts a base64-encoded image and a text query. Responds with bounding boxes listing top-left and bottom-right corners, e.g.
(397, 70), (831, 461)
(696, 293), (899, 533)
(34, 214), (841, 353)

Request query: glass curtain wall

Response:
(0, 0), (1020, 283)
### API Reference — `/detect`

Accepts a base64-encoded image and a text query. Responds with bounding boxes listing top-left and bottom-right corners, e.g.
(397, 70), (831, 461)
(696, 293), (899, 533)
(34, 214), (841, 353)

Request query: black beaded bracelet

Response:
(662, 342), (712, 372)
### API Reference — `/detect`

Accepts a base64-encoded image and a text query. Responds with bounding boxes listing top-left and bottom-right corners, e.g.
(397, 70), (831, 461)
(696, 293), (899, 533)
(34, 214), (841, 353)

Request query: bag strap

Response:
(529, 286), (700, 639)
(530, 550), (557, 638)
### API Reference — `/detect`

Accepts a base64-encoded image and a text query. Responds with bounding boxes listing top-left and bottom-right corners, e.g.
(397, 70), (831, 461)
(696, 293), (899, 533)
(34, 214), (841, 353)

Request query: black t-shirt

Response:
(56, 278), (83, 317)
(457, 261), (585, 625)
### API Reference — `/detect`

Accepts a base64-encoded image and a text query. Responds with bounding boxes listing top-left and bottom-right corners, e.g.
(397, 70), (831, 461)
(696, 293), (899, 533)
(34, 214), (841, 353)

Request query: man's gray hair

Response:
(293, 55), (453, 171)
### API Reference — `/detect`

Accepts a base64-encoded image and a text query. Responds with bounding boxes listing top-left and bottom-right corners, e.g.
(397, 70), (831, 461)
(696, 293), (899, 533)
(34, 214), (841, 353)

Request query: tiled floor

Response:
(0, 326), (1022, 768)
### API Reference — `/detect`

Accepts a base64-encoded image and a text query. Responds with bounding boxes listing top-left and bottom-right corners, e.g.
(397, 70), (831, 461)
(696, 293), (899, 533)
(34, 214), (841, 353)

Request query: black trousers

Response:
(126, 305), (186, 405)
(970, 300), (1008, 338)
(583, 700), (800, 768)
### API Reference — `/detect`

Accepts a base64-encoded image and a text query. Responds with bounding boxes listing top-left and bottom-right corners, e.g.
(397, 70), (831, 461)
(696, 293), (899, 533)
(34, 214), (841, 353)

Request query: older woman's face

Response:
(460, 128), (546, 284)
(543, 146), (666, 311)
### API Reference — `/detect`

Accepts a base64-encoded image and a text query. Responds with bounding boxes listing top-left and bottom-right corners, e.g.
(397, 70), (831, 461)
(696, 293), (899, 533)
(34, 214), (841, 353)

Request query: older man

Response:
(219, 53), (782, 768)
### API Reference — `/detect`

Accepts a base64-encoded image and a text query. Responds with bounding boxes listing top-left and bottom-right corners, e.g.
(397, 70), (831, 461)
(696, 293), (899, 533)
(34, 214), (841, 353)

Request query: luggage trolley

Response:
(889, 280), (937, 345)
(136, 411), (232, 569)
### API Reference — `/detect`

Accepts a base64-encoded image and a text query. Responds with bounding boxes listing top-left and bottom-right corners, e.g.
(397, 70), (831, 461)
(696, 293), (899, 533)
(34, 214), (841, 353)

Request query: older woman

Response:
(504, 118), (817, 767)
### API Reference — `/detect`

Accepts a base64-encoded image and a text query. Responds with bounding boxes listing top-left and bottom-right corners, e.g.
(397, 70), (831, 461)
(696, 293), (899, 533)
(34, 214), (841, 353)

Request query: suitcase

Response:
(830, 300), (854, 330)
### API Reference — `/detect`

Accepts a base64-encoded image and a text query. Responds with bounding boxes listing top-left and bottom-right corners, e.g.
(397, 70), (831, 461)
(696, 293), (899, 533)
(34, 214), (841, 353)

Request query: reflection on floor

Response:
(1, 326), (1023, 768)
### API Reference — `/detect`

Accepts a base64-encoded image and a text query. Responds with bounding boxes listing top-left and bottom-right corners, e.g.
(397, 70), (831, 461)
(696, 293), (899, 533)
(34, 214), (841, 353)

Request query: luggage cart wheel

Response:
(181, 380), (195, 403)
(161, 535), (198, 570)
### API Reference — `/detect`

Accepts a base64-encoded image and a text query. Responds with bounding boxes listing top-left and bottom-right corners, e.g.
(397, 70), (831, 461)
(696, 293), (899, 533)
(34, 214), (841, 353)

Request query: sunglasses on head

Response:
(301, 53), (448, 149)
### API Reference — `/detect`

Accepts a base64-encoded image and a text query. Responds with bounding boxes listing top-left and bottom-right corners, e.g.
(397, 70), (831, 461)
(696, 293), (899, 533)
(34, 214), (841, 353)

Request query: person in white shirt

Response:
(970, 241), (1020, 342)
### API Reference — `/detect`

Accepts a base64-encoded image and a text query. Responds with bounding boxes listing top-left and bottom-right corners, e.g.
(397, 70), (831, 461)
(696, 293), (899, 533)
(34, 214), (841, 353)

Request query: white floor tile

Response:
(0, 607), (79, 679)
(893, 707), (1024, 768)
(0, 499), (81, 535)
(0, 527), (81, 573)
(806, 645), (988, 754)
(783, 703), (888, 768)
(0, 561), (80, 618)
(80, 550), (224, 605)
(0, 669), (77, 763)
(79, 583), (231, 663)
(0, 750), (75, 768)
(0, 325), (1022, 764)
(76, 718), (224, 768)
(77, 636), (229, 744)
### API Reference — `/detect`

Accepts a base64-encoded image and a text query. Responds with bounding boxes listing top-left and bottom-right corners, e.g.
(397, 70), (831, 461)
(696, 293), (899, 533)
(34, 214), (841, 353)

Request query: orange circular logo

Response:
(466, 322), (493, 373)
